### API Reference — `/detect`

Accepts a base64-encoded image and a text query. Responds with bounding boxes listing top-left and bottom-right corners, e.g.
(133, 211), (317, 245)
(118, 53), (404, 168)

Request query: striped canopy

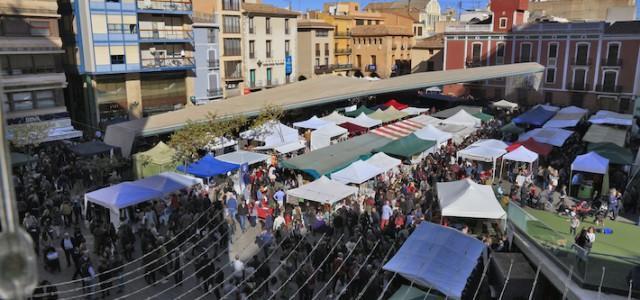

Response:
(371, 119), (424, 140)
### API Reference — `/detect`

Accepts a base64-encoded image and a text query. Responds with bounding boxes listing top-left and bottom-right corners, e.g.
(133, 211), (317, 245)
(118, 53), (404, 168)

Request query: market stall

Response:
(505, 137), (552, 156)
(368, 107), (409, 123)
(352, 112), (383, 128)
(499, 146), (539, 180)
(366, 152), (402, 173)
(330, 160), (383, 184)
(374, 134), (437, 163)
(583, 124), (628, 147)
(437, 178), (506, 220)
(401, 106), (429, 116)
(215, 150), (270, 166)
(518, 128), (574, 147)
(542, 106), (588, 128)
(310, 123), (348, 150)
(321, 111), (354, 124)
(570, 151), (610, 199)
(132, 141), (176, 179)
(414, 124), (453, 147)
(491, 99), (518, 111)
(588, 110), (634, 126)
(293, 115), (334, 130)
(371, 119), (424, 140)
(441, 110), (482, 127)
(344, 106), (374, 117)
(513, 105), (558, 127)
(177, 154), (240, 178)
(286, 176), (357, 205)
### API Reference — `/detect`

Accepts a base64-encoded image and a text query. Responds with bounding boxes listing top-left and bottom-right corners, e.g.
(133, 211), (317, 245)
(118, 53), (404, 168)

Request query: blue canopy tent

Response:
(177, 154), (240, 178)
(513, 106), (557, 127)
(133, 172), (203, 194)
(85, 182), (164, 227)
(383, 222), (485, 299)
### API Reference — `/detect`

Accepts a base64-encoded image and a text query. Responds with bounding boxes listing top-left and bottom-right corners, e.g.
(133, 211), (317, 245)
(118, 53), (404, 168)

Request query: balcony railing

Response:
(445, 24), (492, 33)
(334, 48), (352, 55)
(139, 29), (192, 40)
(566, 83), (590, 91)
(141, 56), (194, 69)
(466, 61), (483, 68)
(595, 84), (623, 93)
(332, 63), (353, 70)
(208, 59), (220, 68)
(601, 58), (622, 67)
(572, 58), (591, 66)
(314, 65), (331, 74)
(508, 203), (640, 297)
(137, 0), (192, 12)
(192, 12), (217, 24)
(224, 72), (242, 81)
(207, 88), (223, 97)
(334, 31), (351, 38)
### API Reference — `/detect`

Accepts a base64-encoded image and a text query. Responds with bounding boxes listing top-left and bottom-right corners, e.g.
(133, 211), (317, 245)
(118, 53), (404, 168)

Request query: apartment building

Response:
(443, 0), (640, 114)
(193, 1), (222, 104)
(297, 19), (335, 79)
(315, 2), (385, 75)
(62, 0), (194, 129)
(365, 0), (443, 38)
(0, 0), (82, 143)
(528, 0), (636, 22)
(351, 25), (414, 78)
(411, 34), (444, 72)
(218, 0), (243, 98)
(242, 3), (298, 91)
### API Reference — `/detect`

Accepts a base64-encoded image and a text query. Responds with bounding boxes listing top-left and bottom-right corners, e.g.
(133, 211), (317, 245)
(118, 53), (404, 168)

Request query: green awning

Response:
(587, 143), (634, 165)
(374, 134), (437, 159)
(472, 112), (494, 121)
(344, 106), (374, 117)
(368, 107), (408, 123)
(10, 152), (35, 166)
(281, 133), (391, 178)
(132, 141), (177, 179)
(500, 122), (525, 134)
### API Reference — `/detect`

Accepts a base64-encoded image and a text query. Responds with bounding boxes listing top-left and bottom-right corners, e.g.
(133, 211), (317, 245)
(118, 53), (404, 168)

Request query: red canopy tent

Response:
(339, 122), (369, 136)
(506, 138), (553, 156)
(383, 99), (409, 110)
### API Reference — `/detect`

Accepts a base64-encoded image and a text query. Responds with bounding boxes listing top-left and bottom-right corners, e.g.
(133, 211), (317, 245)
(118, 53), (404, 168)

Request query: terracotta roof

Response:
(385, 9), (421, 22)
(298, 19), (335, 29)
(350, 24), (414, 36)
(605, 21), (640, 34)
(413, 34), (444, 49)
(242, 3), (299, 17)
(364, 2), (395, 11)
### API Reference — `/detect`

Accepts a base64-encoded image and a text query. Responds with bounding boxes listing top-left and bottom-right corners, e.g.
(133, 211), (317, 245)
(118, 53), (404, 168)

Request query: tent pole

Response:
(568, 170), (572, 197)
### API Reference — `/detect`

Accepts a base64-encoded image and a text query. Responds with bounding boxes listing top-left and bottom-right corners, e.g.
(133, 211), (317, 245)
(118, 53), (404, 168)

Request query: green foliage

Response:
(10, 122), (51, 148)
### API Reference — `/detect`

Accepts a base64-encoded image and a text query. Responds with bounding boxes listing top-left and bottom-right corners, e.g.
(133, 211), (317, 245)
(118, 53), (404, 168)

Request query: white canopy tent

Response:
(518, 128), (574, 147)
(366, 152), (401, 173)
(351, 112), (383, 128)
(470, 139), (509, 150)
(543, 106), (588, 128)
(401, 107), (429, 116)
(457, 144), (507, 180)
(437, 124), (477, 144)
(569, 151), (610, 196)
(441, 110), (482, 127)
(409, 115), (442, 126)
(321, 111), (354, 124)
(588, 110), (634, 126)
(310, 123), (348, 150)
(241, 121), (300, 150)
(274, 140), (306, 154)
(293, 115), (334, 129)
(499, 146), (539, 179)
(216, 150), (270, 165)
(204, 137), (237, 152)
(331, 160), (383, 184)
(437, 178), (506, 219)
(414, 124), (453, 146)
(286, 176), (358, 205)
(491, 99), (518, 110)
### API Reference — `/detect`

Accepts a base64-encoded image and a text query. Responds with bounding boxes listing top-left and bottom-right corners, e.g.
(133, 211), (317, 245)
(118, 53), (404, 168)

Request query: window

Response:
(324, 43), (329, 56)
(249, 69), (256, 85)
(222, 0), (240, 11)
(324, 57), (329, 66)
(519, 43), (531, 62)
(315, 30), (328, 37)
(29, 20), (50, 36)
(224, 60), (242, 78)
(223, 38), (241, 56)
(315, 43), (320, 56)
(471, 43), (482, 65)
(207, 28), (217, 43)
(575, 43), (589, 65)
(356, 19), (364, 26)
(249, 40), (255, 58)
(545, 68), (556, 84)
(315, 58), (320, 66)
(108, 24), (136, 34)
(285, 40), (290, 57)
(266, 18), (271, 34)
(367, 20), (372, 25)
(266, 40), (271, 58)
(110, 55), (125, 64)
(573, 69), (586, 90)
(5, 89), (59, 112)
(285, 19), (290, 35)
(602, 70), (617, 92)
(417, 27), (423, 36)
(606, 43), (620, 65)
(248, 17), (254, 34)
(8, 92), (33, 111)
(208, 74), (220, 94)
(370, 55), (376, 66)
(2, 17), (30, 36)
(496, 43), (505, 64)
(207, 49), (217, 66)
(356, 55), (362, 68)
(499, 17), (508, 29)
(427, 61), (434, 71)
(266, 68), (272, 84)
(223, 16), (240, 33)
(547, 43), (558, 65)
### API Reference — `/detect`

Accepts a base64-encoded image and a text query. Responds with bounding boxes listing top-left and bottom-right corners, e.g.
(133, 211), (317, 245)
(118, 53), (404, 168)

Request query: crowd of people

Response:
(21, 103), (638, 300)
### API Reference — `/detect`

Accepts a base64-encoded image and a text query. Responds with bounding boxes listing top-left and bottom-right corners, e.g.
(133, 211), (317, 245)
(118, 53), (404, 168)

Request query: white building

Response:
(242, 3), (298, 90)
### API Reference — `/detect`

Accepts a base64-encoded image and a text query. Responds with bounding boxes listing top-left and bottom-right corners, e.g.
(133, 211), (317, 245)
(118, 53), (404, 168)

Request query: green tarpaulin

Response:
(500, 122), (525, 134)
(368, 107), (408, 123)
(472, 112), (494, 121)
(132, 142), (177, 179)
(281, 133), (391, 178)
(432, 106), (483, 118)
(587, 143), (634, 165)
(344, 106), (374, 117)
(374, 134), (437, 159)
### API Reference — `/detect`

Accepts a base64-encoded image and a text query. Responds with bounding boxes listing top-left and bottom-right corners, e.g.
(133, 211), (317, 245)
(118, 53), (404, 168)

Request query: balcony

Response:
(192, 12), (217, 24)
(207, 88), (223, 97)
(137, 0), (192, 13)
(601, 58), (622, 67)
(1, 65), (63, 76)
(566, 83), (590, 91)
(445, 24), (492, 33)
(595, 84), (623, 93)
(208, 59), (220, 68)
(314, 65), (331, 74)
(139, 29), (192, 42)
(224, 71), (243, 81)
(572, 59), (591, 66)
(508, 203), (640, 298)
(334, 48), (352, 55)
(334, 31), (351, 38)
(141, 56), (194, 70)
(248, 79), (280, 89)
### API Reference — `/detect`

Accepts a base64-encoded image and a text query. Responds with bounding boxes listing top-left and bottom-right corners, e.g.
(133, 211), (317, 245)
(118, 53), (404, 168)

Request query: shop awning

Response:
(587, 143), (634, 165)
(583, 124), (627, 147)
(542, 106), (588, 128)
(286, 176), (357, 205)
(371, 119), (424, 140)
(572, 151), (609, 174)
(10, 152), (35, 166)
(374, 134), (437, 159)
(518, 128), (574, 147)
(177, 154), (240, 177)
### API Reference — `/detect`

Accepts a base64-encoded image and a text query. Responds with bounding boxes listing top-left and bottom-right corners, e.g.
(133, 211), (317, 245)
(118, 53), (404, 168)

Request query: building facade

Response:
(0, 0), (82, 143)
(411, 34), (444, 72)
(63, 0), (195, 130)
(297, 19), (335, 79)
(242, 3), (298, 91)
(192, 1), (222, 104)
(528, 0), (636, 22)
(365, 0), (443, 38)
(219, 0), (243, 98)
(443, 0), (640, 113)
(351, 25), (414, 78)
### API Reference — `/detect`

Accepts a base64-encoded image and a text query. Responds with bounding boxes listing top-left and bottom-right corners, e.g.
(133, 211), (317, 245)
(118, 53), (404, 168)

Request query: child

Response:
(570, 213), (580, 235)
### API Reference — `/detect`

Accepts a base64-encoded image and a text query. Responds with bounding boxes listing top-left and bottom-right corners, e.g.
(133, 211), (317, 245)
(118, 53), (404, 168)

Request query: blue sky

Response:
(262, 0), (487, 12)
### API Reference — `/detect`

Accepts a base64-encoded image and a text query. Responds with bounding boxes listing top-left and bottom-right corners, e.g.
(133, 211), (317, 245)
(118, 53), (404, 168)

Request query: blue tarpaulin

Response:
(513, 106), (557, 127)
(177, 154), (240, 178)
(85, 182), (163, 210)
(383, 222), (485, 299)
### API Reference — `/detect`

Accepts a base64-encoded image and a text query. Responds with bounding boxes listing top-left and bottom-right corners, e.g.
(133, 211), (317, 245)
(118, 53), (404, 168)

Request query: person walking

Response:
(237, 201), (248, 233)
(60, 232), (74, 267)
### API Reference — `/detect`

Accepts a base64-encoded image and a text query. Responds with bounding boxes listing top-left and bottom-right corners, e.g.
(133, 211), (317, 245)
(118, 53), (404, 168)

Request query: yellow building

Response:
(351, 25), (414, 78)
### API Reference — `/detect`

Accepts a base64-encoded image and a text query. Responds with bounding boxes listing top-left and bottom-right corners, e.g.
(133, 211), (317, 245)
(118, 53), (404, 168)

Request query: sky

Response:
(262, 0), (487, 13)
